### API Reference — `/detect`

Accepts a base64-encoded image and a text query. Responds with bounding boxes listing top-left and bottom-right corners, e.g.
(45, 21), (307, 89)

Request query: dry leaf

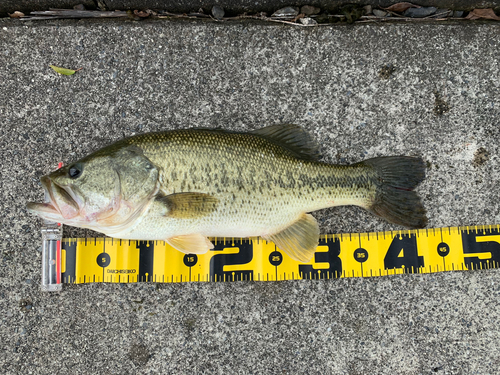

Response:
(9, 11), (25, 18)
(134, 10), (150, 18)
(384, 2), (420, 13)
(49, 65), (82, 76)
(465, 8), (500, 20)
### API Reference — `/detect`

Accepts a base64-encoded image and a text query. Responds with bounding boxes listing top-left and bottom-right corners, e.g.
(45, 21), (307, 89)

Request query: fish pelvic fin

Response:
(167, 234), (214, 254)
(361, 156), (427, 229)
(263, 213), (319, 263)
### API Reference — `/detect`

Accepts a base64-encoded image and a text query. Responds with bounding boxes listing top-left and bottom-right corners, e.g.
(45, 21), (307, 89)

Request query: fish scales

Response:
(27, 124), (427, 262)
(121, 129), (376, 238)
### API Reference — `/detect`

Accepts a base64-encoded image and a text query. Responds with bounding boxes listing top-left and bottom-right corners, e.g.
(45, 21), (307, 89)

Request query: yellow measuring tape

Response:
(60, 225), (500, 284)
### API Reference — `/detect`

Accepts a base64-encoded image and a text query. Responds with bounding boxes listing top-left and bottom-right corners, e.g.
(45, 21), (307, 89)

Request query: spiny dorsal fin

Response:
(251, 124), (321, 161)
(167, 234), (214, 254)
(156, 192), (219, 219)
(263, 213), (320, 263)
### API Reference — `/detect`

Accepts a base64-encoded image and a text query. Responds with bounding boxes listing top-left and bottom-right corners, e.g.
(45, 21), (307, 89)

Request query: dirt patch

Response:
(433, 91), (450, 116)
(129, 343), (151, 366)
(378, 65), (395, 79)
(473, 147), (490, 167)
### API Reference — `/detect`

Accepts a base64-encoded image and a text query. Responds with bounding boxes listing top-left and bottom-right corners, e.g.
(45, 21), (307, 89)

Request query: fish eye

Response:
(68, 163), (83, 179)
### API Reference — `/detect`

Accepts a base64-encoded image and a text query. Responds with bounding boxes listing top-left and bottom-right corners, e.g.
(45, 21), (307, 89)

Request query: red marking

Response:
(57, 162), (63, 169)
(56, 240), (61, 284)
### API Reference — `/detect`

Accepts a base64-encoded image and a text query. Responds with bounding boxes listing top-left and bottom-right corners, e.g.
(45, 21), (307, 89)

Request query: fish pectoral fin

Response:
(156, 192), (219, 219)
(263, 213), (320, 263)
(166, 234), (214, 254)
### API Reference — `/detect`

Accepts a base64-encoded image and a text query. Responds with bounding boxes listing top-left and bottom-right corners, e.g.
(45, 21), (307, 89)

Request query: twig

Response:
(21, 9), (129, 20)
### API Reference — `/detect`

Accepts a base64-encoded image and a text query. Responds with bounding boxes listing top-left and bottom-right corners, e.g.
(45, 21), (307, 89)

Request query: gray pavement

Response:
(1, 18), (500, 374)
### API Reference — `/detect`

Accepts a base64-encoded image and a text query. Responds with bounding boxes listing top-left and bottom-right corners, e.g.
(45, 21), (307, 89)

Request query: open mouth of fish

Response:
(26, 176), (80, 222)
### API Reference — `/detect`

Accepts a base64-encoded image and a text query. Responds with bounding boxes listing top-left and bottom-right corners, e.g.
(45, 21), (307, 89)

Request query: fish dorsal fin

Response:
(156, 192), (218, 219)
(167, 234), (214, 254)
(251, 124), (321, 161)
(263, 213), (320, 262)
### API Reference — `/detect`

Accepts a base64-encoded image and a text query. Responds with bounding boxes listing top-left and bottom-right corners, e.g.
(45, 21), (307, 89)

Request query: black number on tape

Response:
(384, 234), (424, 273)
(462, 228), (500, 269)
(137, 241), (154, 282)
(209, 241), (253, 281)
(299, 237), (342, 279)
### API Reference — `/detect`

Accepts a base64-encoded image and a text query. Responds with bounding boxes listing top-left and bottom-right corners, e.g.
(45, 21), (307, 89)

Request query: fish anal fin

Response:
(166, 234), (214, 254)
(156, 192), (218, 219)
(263, 213), (320, 263)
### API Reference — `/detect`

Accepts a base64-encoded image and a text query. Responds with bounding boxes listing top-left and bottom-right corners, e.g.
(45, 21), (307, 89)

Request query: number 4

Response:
(384, 234), (424, 273)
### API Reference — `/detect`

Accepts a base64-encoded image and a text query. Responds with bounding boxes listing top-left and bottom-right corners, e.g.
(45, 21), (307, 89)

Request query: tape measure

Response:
(57, 225), (500, 284)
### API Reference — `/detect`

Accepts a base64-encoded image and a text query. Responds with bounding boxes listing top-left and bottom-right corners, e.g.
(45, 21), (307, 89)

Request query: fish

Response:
(27, 124), (427, 262)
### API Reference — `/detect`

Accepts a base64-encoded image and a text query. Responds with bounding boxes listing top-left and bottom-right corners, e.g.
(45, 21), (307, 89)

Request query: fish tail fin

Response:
(361, 156), (427, 229)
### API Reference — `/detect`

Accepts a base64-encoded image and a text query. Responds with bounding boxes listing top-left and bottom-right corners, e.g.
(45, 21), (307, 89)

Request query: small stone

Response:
(363, 5), (372, 15)
(300, 5), (320, 16)
(373, 9), (388, 17)
(299, 17), (318, 25)
(453, 11), (464, 18)
(272, 6), (299, 18)
(211, 5), (225, 19)
(403, 7), (437, 18)
(73, 4), (86, 10)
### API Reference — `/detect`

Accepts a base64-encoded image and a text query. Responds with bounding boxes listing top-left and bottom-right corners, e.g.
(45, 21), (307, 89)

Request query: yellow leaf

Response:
(49, 65), (81, 76)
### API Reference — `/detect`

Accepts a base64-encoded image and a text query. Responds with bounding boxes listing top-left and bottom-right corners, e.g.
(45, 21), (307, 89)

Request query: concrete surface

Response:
(2, 0), (500, 17)
(1, 18), (499, 374)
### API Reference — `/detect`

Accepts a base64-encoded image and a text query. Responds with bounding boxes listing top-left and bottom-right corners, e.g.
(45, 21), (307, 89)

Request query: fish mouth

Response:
(26, 176), (80, 222)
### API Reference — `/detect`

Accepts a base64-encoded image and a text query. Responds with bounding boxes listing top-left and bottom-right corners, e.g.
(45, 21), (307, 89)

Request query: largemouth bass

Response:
(27, 124), (427, 262)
